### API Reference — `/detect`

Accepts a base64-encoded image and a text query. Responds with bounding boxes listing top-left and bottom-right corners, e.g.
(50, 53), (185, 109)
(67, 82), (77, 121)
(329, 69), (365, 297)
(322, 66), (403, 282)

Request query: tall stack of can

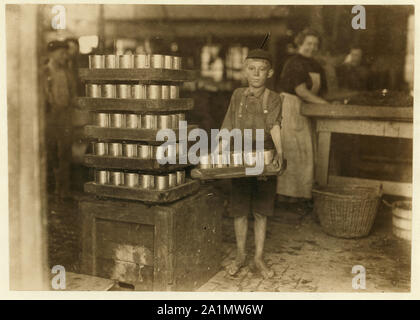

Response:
(84, 53), (195, 195)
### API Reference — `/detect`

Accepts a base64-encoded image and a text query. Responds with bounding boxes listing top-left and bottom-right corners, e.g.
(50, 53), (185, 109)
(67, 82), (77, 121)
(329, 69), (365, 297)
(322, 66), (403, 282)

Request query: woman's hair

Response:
(294, 28), (322, 48)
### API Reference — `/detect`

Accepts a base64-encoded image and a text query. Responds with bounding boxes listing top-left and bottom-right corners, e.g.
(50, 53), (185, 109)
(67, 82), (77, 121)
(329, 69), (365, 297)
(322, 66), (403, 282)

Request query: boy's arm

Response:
(270, 124), (284, 168)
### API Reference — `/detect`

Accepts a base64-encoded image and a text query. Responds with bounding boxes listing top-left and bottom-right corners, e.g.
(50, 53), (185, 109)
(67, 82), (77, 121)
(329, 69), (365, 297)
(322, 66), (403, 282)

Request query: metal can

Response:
(157, 115), (172, 129)
(134, 54), (150, 68)
(104, 55), (117, 68)
(86, 84), (101, 97)
(167, 143), (177, 160)
(110, 113), (125, 128)
(151, 54), (164, 68)
(138, 145), (151, 159)
(199, 154), (213, 169)
(148, 85), (161, 99)
(95, 170), (109, 184)
(142, 114), (157, 129)
(132, 84), (147, 99)
(215, 154), (229, 168)
(244, 152), (256, 166)
(170, 85), (179, 99)
(89, 55), (104, 69)
(164, 55), (173, 69)
(110, 171), (124, 186)
(168, 173), (177, 188)
(141, 174), (155, 189)
(156, 175), (169, 190)
(95, 113), (109, 127)
(137, 114), (142, 128)
(155, 145), (166, 161)
(101, 84), (116, 98)
(123, 143), (138, 158)
(126, 114), (138, 129)
(231, 152), (243, 167)
(161, 85), (170, 99)
(173, 56), (182, 70)
(178, 142), (188, 158)
(117, 84), (131, 99)
(171, 114), (179, 128)
(109, 143), (123, 157)
(176, 170), (186, 185)
(119, 55), (133, 68)
(94, 142), (108, 156)
(264, 150), (274, 165)
(125, 172), (139, 188)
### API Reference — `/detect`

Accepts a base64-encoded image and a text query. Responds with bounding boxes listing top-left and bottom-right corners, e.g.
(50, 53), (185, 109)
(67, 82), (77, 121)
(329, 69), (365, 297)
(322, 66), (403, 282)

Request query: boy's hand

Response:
(272, 153), (284, 170)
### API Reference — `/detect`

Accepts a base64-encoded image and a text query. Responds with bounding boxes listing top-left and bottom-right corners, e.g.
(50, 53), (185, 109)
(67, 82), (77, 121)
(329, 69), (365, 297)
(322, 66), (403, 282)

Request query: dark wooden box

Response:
(79, 186), (223, 291)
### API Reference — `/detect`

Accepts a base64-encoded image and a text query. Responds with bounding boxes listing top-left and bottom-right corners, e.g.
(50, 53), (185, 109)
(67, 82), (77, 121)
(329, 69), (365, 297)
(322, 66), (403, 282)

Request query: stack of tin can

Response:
(86, 84), (180, 100)
(89, 54), (182, 70)
(84, 53), (195, 196)
(91, 141), (186, 160)
(198, 150), (274, 169)
(92, 112), (185, 129)
(94, 169), (186, 191)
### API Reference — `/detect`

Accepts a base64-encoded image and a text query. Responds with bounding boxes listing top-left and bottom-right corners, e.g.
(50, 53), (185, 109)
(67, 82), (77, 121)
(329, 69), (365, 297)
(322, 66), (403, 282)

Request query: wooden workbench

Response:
(301, 103), (413, 197)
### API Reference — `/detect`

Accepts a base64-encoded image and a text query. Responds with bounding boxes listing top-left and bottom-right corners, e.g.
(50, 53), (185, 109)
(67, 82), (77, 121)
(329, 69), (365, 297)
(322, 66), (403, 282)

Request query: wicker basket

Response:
(312, 185), (382, 238)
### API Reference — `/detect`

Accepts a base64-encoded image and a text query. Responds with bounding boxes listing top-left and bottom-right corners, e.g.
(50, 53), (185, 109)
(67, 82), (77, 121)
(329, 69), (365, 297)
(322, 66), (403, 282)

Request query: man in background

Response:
(336, 45), (370, 91)
(44, 40), (75, 199)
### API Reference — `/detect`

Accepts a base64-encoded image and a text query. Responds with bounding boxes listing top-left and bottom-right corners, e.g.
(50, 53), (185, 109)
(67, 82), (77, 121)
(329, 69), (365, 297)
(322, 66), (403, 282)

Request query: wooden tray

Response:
(84, 179), (200, 203)
(84, 154), (191, 172)
(79, 68), (197, 82)
(84, 124), (197, 142)
(191, 160), (287, 180)
(76, 97), (194, 113)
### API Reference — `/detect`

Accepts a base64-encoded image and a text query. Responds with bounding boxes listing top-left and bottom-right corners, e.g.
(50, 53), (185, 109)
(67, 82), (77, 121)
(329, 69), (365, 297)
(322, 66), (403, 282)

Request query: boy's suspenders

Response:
(262, 88), (269, 114)
(238, 88), (270, 119)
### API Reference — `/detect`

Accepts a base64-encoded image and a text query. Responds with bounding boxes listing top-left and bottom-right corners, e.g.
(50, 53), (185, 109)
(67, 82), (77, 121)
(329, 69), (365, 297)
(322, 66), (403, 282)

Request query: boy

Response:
(220, 49), (283, 279)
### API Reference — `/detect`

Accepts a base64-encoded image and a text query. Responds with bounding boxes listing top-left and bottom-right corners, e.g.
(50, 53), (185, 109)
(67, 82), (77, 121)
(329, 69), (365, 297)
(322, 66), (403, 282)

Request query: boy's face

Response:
(243, 58), (273, 89)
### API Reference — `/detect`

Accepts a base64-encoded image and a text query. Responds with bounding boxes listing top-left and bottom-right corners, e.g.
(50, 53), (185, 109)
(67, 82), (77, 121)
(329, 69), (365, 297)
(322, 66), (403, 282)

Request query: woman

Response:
(276, 29), (328, 205)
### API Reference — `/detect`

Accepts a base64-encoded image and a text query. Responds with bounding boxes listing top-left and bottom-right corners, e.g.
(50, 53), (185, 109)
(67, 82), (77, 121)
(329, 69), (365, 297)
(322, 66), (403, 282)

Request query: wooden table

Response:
(301, 103), (413, 197)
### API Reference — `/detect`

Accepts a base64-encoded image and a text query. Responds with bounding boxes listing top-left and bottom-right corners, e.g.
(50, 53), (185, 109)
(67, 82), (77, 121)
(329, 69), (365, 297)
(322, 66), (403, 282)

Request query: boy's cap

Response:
(246, 49), (272, 65)
(47, 40), (69, 52)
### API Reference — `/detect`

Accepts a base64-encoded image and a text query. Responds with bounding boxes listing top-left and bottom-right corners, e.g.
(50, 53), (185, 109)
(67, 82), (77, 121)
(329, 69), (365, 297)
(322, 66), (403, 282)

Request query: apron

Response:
(276, 90), (316, 199)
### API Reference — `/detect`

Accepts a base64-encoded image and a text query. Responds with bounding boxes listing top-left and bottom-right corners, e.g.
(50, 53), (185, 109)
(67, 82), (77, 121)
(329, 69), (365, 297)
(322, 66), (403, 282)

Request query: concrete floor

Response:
(198, 204), (411, 292)
(47, 192), (411, 293)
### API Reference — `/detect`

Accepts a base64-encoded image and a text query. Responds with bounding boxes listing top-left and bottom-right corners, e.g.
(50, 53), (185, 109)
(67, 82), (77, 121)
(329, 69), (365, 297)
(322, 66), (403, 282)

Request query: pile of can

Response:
(94, 169), (186, 190)
(89, 54), (182, 70)
(86, 84), (180, 100)
(93, 112), (185, 129)
(199, 150), (274, 169)
(92, 141), (187, 160)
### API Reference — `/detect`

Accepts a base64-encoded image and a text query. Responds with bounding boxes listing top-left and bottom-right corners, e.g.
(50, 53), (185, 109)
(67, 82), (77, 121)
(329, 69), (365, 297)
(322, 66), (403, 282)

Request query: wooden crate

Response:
(79, 186), (223, 291)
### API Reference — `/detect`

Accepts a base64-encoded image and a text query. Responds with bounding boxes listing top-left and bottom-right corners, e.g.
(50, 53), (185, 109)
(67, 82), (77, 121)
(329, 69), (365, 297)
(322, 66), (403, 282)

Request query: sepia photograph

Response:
(4, 1), (417, 297)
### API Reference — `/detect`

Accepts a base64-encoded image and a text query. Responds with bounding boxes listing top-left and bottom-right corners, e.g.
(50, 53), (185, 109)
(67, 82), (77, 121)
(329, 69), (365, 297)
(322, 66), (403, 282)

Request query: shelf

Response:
(84, 179), (200, 203)
(191, 160), (287, 180)
(301, 104), (413, 122)
(79, 68), (197, 82)
(76, 97), (194, 113)
(84, 154), (191, 172)
(84, 124), (198, 143)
